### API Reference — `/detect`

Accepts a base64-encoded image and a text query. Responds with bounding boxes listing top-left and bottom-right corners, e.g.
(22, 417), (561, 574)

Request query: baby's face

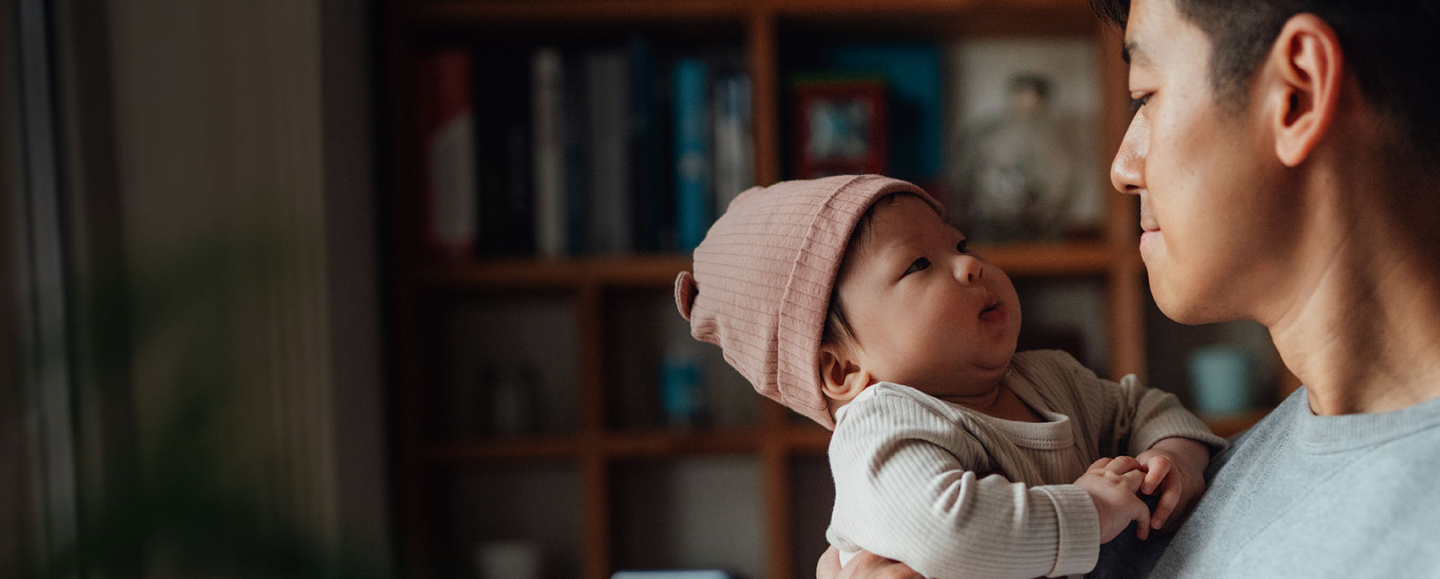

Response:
(834, 195), (1022, 398)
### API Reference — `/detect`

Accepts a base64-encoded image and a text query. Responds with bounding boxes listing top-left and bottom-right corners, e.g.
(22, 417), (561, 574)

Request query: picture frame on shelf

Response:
(943, 37), (1104, 242)
(789, 76), (888, 179)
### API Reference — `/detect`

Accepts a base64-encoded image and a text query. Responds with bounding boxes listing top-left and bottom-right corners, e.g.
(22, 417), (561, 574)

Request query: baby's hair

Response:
(820, 192), (913, 350)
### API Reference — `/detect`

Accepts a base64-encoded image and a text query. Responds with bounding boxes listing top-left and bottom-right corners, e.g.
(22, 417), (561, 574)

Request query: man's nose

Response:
(1111, 110), (1150, 195)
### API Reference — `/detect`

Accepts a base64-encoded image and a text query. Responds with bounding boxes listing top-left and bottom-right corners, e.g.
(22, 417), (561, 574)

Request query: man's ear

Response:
(1265, 13), (1344, 167)
(818, 344), (869, 402)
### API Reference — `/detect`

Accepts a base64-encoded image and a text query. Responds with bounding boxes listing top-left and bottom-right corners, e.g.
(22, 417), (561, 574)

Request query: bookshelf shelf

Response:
(420, 427), (833, 466)
(417, 242), (1124, 292)
(411, 1), (749, 25)
(408, 0), (1095, 23)
(420, 255), (694, 290)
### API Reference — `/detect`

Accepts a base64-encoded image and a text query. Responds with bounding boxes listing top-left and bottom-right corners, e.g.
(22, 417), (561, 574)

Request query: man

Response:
(819, 0), (1440, 576)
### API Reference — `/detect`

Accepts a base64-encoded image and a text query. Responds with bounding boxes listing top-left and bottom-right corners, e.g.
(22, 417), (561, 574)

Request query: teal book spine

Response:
(672, 57), (712, 254)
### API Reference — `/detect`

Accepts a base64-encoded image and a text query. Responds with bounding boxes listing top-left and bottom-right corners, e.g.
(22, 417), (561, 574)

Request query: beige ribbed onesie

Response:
(827, 350), (1226, 579)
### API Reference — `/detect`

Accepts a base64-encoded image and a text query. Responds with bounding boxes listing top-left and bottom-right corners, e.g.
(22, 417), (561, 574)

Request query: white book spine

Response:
(532, 47), (567, 258)
(713, 74), (755, 214)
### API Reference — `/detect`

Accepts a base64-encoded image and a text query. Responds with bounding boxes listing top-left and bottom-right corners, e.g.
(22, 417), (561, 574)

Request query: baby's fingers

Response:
(1105, 456), (1143, 475)
(1132, 495), (1153, 541)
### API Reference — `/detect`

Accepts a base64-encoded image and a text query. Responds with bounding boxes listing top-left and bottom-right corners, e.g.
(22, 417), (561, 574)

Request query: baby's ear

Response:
(818, 344), (869, 402)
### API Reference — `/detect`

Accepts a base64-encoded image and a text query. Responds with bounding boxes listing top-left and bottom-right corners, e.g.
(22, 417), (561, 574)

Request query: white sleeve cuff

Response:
(1037, 484), (1101, 577)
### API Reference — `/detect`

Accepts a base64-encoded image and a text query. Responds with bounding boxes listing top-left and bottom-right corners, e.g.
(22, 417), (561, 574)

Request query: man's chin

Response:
(1150, 279), (1236, 326)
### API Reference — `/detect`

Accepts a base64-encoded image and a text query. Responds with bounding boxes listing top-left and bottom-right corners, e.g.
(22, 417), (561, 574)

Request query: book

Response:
(563, 52), (590, 255)
(629, 35), (670, 253)
(586, 50), (635, 255)
(416, 49), (478, 259)
(712, 70), (754, 215)
(474, 47), (534, 256)
(672, 57), (712, 254)
(532, 47), (568, 258)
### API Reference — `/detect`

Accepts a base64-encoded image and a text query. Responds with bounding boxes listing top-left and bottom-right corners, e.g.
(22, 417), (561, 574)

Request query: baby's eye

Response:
(956, 239), (969, 254)
(905, 257), (930, 276)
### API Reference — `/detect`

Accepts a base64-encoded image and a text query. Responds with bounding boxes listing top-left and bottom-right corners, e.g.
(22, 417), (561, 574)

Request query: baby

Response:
(674, 175), (1225, 579)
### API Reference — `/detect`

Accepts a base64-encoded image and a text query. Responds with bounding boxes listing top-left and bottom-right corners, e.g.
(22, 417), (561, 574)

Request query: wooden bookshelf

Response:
(379, 2), (1172, 579)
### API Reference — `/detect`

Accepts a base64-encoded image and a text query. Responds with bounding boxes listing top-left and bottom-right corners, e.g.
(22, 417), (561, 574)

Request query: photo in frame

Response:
(789, 76), (888, 179)
(943, 38), (1104, 241)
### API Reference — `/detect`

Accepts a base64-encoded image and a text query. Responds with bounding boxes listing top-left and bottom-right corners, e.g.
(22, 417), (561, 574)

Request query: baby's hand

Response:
(1136, 438), (1211, 533)
(1074, 456), (1152, 542)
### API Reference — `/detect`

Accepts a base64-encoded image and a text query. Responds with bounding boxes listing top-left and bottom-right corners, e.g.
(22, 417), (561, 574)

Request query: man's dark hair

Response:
(1092, 0), (1440, 160)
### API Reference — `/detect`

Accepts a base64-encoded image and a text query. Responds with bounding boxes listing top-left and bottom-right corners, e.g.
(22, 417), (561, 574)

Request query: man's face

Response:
(1112, 0), (1290, 324)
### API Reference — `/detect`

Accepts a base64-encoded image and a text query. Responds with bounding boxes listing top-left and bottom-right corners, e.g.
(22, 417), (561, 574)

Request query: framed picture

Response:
(790, 77), (888, 179)
(943, 38), (1103, 241)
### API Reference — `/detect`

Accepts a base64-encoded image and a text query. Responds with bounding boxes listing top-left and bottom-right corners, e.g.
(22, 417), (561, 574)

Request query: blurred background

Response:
(0, 1), (1296, 579)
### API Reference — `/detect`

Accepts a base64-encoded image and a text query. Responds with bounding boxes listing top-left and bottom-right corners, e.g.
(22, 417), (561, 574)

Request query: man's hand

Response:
(1136, 437), (1211, 533)
(1073, 456), (1152, 542)
(816, 546), (922, 579)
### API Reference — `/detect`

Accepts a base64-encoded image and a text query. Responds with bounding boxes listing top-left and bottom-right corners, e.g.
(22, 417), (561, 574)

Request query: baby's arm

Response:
(1031, 351), (1224, 532)
(829, 387), (1143, 579)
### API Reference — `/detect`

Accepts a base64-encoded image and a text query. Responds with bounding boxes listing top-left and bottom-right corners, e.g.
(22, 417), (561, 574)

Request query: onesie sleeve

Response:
(1036, 351), (1227, 457)
(827, 386), (1101, 579)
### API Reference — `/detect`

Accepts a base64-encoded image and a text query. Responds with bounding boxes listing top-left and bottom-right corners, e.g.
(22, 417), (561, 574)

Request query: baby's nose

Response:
(954, 255), (984, 284)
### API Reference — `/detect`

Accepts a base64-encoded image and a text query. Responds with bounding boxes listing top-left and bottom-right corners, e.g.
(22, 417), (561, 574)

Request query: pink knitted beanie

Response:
(674, 175), (943, 428)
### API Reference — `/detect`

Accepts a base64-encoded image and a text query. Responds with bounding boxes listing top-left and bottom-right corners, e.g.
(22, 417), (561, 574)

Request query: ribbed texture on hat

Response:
(677, 175), (942, 428)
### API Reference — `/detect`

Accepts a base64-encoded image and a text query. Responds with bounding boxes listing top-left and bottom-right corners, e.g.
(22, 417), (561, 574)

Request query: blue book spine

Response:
(672, 58), (712, 254)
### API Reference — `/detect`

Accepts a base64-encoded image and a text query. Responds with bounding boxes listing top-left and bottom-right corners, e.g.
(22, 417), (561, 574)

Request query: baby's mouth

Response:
(980, 297), (1002, 317)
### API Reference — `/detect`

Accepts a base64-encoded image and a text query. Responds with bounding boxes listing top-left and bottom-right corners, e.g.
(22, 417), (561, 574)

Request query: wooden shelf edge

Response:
(420, 255), (693, 290)
(410, 0), (748, 25)
(418, 426), (838, 463)
(421, 435), (582, 462)
(417, 243), (1124, 291)
(408, 0), (1092, 25)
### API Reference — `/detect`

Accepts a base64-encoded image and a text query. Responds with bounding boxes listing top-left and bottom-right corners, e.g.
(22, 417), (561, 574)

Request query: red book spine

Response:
(417, 50), (477, 259)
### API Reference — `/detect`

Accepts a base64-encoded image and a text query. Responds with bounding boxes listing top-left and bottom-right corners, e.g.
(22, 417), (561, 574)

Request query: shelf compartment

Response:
(611, 456), (766, 578)
(604, 287), (760, 431)
(431, 464), (585, 579)
(422, 294), (581, 439)
(788, 454), (837, 579)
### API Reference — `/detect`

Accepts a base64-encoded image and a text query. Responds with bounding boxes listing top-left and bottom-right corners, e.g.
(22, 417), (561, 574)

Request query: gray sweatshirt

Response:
(1092, 386), (1440, 578)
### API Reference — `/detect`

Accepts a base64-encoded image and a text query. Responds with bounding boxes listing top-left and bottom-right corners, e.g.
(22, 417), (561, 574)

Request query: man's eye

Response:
(904, 257), (930, 276)
(956, 239), (969, 254)
(1129, 94), (1151, 113)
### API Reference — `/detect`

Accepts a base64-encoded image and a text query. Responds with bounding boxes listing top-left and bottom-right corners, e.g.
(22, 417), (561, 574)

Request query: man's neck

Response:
(1264, 168), (1440, 415)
